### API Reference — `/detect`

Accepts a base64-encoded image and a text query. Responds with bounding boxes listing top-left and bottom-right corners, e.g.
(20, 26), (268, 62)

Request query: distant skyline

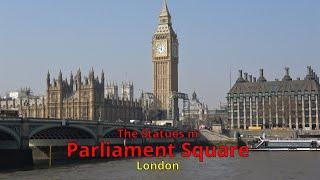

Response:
(0, 0), (319, 108)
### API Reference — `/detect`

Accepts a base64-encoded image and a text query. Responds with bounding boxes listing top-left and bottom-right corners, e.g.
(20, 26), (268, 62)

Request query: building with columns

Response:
(228, 66), (320, 130)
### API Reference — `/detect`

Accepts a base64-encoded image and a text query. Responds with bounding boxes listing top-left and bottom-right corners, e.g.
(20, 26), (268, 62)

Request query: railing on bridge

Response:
(0, 117), (185, 149)
(0, 117), (179, 129)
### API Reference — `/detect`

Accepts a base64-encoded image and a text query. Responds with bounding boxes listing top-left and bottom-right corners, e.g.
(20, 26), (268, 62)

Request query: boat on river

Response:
(249, 137), (320, 151)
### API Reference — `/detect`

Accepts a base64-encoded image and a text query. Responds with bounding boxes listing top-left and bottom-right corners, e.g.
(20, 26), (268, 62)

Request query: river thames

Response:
(1, 152), (320, 180)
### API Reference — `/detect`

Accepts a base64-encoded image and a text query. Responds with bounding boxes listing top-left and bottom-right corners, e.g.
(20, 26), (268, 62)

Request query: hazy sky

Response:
(0, 0), (319, 108)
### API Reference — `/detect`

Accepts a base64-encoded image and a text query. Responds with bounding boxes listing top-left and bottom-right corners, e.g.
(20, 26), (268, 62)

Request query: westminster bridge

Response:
(0, 117), (196, 150)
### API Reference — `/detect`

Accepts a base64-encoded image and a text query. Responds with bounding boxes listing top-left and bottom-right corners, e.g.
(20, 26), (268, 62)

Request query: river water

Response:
(1, 152), (320, 180)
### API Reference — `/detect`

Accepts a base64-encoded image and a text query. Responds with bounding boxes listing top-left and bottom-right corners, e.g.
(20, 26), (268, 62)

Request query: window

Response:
(50, 108), (56, 118)
(82, 107), (88, 119)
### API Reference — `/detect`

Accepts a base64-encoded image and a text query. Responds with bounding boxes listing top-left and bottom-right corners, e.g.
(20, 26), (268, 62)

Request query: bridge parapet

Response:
(298, 130), (320, 137)
(0, 117), (181, 149)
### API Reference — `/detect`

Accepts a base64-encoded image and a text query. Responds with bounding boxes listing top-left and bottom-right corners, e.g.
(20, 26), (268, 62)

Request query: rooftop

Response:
(229, 66), (320, 94)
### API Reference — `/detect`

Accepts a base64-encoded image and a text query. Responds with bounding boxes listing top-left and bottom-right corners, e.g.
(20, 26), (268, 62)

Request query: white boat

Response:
(249, 137), (320, 151)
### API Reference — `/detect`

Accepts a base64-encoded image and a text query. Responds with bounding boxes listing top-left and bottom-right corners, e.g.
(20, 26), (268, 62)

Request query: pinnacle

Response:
(160, 0), (170, 17)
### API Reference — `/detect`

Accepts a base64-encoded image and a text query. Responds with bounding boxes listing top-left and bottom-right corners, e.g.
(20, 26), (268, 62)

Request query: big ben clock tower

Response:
(152, 0), (179, 119)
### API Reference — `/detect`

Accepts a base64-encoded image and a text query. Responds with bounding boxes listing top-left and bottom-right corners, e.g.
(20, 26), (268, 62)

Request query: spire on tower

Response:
(101, 70), (105, 84)
(77, 68), (81, 77)
(46, 70), (50, 87)
(159, 0), (171, 25)
(89, 67), (94, 81)
(76, 68), (82, 84)
(47, 70), (50, 80)
(70, 71), (74, 86)
(58, 70), (63, 82)
(160, 0), (170, 17)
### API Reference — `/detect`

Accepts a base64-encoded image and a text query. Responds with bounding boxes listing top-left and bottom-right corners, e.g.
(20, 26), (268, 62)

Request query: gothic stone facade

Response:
(152, 1), (179, 117)
(228, 67), (320, 130)
(0, 69), (143, 122)
(105, 82), (134, 101)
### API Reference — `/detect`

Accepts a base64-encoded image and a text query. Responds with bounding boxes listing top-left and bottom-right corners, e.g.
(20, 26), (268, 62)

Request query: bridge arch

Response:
(0, 125), (20, 148)
(29, 125), (97, 140)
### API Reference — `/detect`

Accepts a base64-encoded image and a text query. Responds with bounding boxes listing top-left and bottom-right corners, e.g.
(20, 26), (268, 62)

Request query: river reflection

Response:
(1, 152), (320, 180)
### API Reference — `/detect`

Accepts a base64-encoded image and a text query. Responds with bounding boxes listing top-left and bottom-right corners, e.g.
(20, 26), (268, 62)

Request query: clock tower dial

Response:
(154, 40), (168, 57)
(152, 0), (179, 119)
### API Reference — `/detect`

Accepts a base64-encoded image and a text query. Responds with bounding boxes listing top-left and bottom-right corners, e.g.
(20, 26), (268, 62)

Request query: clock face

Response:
(157, 44), (166, 54)
(154, 41), (167, 57)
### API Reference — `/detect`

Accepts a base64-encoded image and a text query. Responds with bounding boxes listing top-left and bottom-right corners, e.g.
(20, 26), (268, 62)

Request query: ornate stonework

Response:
(0, 69), (143, 123)
(152, 0), (179, 117)
(228, 67), (320, 130)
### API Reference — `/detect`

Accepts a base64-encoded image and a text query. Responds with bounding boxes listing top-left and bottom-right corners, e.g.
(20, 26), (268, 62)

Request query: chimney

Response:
(258, 68), (267, 82)
(239, 70), (243, 78)
(249, 75), (253, 82)
(244, 73), (248, 82)
(308, 66), (312, 74)
(285, 67), (289, 76)
(283, 67), (292, 81)
(259, 69), (264, 77)
(306, 66), (313, 80)
(236, 70), (245, 83)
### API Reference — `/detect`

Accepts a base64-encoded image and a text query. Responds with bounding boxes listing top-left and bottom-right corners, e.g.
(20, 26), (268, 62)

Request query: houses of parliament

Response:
(0, 69), (143, 122)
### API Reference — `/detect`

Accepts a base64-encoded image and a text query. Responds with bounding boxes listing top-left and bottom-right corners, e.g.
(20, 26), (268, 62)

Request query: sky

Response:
(0, 0), (319, 108)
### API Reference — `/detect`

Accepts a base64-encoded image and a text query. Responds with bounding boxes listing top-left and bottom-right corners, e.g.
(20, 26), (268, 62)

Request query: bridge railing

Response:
(0, 117), (179, 130)
(0, 117), (24, 121)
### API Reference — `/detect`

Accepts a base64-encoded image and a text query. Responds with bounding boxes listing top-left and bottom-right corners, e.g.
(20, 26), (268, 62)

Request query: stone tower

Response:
(46, 69), (105, 120)
(152, 0), (179, 118)
(121, 82), (134, 101)
(105, 82), (119, 100)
